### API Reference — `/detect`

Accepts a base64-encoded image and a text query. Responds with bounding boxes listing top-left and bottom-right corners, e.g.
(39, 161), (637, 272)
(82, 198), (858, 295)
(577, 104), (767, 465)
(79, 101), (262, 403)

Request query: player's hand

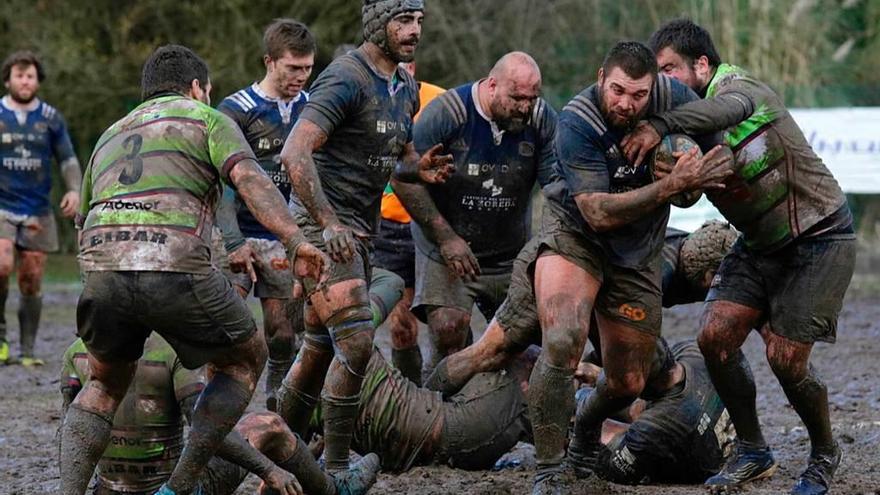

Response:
(59, 191), (80, 218)
(260, 466), (303, 495)
(417, 144), (455, 184)
(321, 222), (367, 264)
(621, 121), (662, 167)
(439, 234), (480, 282)
(653, 153), (676, 180)
(667, 145), (733, 193)
(291, 241), (331, 299)
(574, 361), (601, 386)
(228, 241), (258, 283)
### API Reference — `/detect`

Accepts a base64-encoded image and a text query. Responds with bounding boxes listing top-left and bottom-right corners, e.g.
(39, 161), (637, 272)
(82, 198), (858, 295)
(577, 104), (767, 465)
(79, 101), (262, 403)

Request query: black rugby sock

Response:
(528, 356), (574, 469)
(781, 365), (836, 455)
(392, 345), (423, 386)
(60, 404), (114, 495)
(266, 329), (294, 408)
(18, 294), (42, 357)
(276, 434), (336, 495)
(166, 372), (253, 493)
(322, 393), (360, 472)
(0, 278), (8, 342)
(705, 349), (767, 448)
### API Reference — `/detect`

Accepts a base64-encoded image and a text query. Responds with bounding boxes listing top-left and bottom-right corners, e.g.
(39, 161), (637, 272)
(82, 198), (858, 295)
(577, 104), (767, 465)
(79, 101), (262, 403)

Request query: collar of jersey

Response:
(471, 80), (505, 145)
(1, 94), (41, 113)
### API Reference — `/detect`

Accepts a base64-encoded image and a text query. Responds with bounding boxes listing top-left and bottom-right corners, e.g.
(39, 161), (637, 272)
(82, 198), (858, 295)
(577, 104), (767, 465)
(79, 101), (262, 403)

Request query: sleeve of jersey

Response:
(412, 94), (459, 156)
(535, 100), (559, 187)
(595, 427), (661, 485)
(216, 98), (247, 129)
(649, 78), (757, 137)
(207, 110), (258, 187)
(171, 356), (206, 404)
(76, 159), (94, 229)
(555, 112), (610, 195)
(298, 64), (360, 137)
(50, 112), (79, 165)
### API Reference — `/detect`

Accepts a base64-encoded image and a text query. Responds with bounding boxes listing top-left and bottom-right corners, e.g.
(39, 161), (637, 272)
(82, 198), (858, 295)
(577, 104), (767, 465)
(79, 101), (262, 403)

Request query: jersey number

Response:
(118, 134), (144, 185)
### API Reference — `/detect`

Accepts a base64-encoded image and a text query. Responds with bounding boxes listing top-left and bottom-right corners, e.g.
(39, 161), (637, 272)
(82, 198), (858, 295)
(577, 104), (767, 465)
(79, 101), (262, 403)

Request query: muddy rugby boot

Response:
(0, 339), (8, 364)
(332, 453), (381, 495)
(20, 356), (45, 367)
(705, 441), (777, 493)
(532, 464), (576, 495)
(790, 443), (842, 495)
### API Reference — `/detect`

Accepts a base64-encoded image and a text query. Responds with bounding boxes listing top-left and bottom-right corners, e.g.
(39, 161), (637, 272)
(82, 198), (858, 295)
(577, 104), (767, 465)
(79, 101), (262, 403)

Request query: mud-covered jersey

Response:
(61, 335), (205, 494)
(0, 96), (78, 215)
(649, 64), (849, 252)
(597, 341), (733, 484)
(545, 75), (709, 269)
(411, 82), (557, 273)
(218, 84), (308, 240)
(660, 228), (707, 307)
(77, 94), (256, 273)
(353, 348), (443, 472)
(290, 48), (418, 236)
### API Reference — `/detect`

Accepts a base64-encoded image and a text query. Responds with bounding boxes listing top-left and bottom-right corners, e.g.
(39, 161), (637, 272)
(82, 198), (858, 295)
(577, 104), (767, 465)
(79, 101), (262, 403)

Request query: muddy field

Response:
(2, 267), (880, 494)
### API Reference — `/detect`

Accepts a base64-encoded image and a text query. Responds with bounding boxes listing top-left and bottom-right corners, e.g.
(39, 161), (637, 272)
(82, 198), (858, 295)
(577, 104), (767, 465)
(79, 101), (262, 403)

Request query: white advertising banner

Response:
(669, 107), (880, 231)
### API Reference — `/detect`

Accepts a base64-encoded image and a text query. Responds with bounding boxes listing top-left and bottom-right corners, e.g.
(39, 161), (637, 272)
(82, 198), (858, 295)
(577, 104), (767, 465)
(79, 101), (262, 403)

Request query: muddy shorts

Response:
(706, 227), (856, 344)
(0, 209), (59, 252)
(494, 237), (542, 350)
(94, 456), (249, 495)
(412, 249), (511, 323)
(298, 221), (372, 293)
(373, 218), (416, 287)
(437, 370), (530, 470)
(77, 270), (257, 369)
(538, 213), (663, 336)
(227, 238), (293, 299)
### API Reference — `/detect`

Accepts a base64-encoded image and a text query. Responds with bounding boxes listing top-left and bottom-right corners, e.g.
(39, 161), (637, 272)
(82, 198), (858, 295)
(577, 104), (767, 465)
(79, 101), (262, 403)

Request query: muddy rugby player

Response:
(0, 50), (81, 366)
(276, 0), (454, 476)
(526, 40), (732, 494)
(621, 19), (856, 495)
(215, 19), (316, 411)
(60, 45), (328, 495)
(392, 51), (557, 377)
(61, 334), (379, 495)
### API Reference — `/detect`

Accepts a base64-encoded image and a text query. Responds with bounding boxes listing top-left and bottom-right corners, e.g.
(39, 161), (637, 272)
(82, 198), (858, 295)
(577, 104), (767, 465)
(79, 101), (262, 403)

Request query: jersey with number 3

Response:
(77, 94), (256, 273)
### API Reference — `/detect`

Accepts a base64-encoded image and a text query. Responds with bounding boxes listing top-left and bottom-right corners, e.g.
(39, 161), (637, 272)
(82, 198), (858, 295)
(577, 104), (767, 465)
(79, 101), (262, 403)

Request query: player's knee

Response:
(541, 329), (580, 367)
(390, 321), (418, 349)
(335, 331), (373, 372)
(430, 308), (469, 348)
(697, 327), (726, 362)
(766, 345), (809, 384)
(327, 305), (374, 372)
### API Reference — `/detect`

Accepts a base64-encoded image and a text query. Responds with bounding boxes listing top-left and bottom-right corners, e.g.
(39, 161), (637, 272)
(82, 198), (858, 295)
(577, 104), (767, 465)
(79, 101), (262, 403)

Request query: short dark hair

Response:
(649, 18), (722, 68)
(141, 44), (209, 101)
(263, 19), (316, 60)
(601, 41), (658, 80)
(2, 50), (45, 82)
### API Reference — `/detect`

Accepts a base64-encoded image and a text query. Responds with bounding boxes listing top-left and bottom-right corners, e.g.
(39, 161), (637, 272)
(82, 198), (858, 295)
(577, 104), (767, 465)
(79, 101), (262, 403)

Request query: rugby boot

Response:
(153, 483), (205, 495)
(0, 339), (9, 364)
(790, 443), (842, 495)
(20, 356), (45, 367)
(332, 453), (381, 495)
(705, 441), (777, 493)
(532, 464), (575, 495)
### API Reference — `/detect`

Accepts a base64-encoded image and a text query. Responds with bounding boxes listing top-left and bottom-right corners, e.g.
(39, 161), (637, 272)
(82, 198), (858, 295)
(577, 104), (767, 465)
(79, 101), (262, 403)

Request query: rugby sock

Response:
(781, 365), (836, 455)
(0, 279), (8, 342)
(266, 330), (294, 410)
(704, 349), (768, 448)
(276, 336), (332, 436)
(60, 404), (114, 495)
(528, 356), (574, 470)
(276, 434), (336, 495)
(368, 268), (404, 327)
(322, 393), (361, 472)
(18, 294), (42, 357)
(277, 377), (319, 437)
(573, 375), (637, 437)
(166, 372), (253, 493)
(392, 345), (423, 386)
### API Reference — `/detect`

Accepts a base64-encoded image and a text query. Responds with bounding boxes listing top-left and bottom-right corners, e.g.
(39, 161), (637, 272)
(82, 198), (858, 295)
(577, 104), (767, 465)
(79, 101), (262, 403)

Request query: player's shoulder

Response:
(561, 86), (606, 137)
(219, 85), (261, 114)
(424, 83), (470, 127)
(650, 74), (700, 114)
(531, 97), (557, 130)
(323, 52), (374, 87)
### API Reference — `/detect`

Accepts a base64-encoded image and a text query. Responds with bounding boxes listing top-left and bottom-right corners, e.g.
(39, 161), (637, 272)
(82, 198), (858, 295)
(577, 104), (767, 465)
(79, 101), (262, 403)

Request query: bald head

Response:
(484, 51), (542, 133)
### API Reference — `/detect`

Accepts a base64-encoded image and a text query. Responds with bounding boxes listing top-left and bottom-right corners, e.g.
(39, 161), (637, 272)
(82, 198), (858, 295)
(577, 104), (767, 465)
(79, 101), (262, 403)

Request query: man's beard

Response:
(9, 88), (36, 104)
(597, 85), (643, 132)
(384, 35), (419, 64)
(490, 99), (529, 133)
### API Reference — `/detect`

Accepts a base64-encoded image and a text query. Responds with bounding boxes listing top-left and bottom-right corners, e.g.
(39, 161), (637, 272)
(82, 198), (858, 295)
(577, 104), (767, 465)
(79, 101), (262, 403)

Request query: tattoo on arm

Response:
(282, 120), (338, 227)
(60, 158), (82, 192)
(391, 178), (457, 243)
(229, 159), (298, 243)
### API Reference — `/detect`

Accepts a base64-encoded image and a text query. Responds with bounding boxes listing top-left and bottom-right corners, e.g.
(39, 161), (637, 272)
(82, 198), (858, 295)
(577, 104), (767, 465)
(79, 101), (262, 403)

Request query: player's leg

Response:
(389, 287), (422, 383)
(15, 248), (47, 364)
(531, 253), (599, 491)
(261, 297), (294, 411)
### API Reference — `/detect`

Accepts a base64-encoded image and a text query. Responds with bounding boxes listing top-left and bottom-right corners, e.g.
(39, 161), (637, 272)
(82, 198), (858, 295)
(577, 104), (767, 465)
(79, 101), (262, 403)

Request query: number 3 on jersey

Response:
(118, 134), (144, 185)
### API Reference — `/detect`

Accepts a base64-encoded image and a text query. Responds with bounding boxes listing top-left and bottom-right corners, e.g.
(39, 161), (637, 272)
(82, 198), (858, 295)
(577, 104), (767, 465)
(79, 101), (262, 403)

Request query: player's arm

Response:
(215, 186), (257, 283)
(647, 79), (758, 138)
(51, 112), (82, 217)
(535, 99), (560, 187)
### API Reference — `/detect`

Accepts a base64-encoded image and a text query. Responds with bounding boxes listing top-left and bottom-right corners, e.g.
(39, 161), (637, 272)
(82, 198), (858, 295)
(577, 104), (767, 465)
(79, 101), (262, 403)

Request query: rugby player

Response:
(528, 41), (732, 494)
(279, 0), (454, 475)
(621, 19), (856, 494)
(392, 51), (557, 375)
(216, 19), (316, 410)
(0, 50), (81, 366)
(60, 45), (328, 495)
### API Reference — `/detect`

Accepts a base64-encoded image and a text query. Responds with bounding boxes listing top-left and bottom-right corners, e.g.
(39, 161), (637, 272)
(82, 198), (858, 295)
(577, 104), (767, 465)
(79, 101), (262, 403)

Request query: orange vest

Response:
(380, 82), (445, 224)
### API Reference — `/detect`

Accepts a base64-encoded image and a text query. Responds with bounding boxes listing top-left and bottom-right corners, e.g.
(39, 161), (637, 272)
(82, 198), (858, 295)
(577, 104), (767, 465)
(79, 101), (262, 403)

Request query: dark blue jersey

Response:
(544, 75), (712, 268)
(411, 82), (557, 273)
(291, 48), (419, 236)
(0, 96), (78, 215)
(218, 84), (309, 239)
